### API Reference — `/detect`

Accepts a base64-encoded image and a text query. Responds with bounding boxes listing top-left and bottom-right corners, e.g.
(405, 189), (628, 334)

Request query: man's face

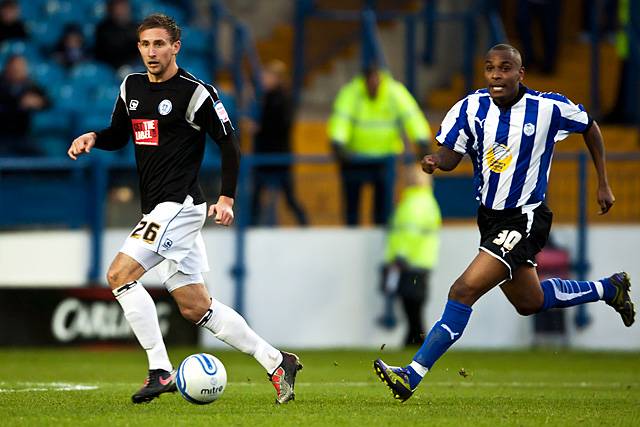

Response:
(484, 49), (524, 105)
(138, 28), (180, 77)
(5, 56), (28, 83)
(365, 70), (380, 99)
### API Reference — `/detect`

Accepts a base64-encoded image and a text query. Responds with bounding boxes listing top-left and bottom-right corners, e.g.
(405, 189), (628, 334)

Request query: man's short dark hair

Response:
(487, 43), (523, 66)
(137, 14), (181, 43)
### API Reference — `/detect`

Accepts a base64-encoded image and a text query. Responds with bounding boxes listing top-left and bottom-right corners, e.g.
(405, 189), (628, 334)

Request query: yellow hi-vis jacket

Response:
(328, 72), (431, 156)
(384, 185), (441, 270)
(616, 0), (629, 59)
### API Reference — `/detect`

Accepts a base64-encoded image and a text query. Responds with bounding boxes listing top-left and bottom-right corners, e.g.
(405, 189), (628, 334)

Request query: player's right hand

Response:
(421, 154), (439, 174)
(67, 132), (97, 160)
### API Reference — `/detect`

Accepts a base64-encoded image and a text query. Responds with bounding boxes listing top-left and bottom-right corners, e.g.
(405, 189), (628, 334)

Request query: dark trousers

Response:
(339, 160), (394, 226)
(516, 0), (560, 74)
(251, 167), (307, 226)
(397, 270), (429, 346)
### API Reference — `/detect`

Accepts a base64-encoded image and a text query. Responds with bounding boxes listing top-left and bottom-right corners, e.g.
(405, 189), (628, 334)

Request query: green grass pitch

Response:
(0, 347), (638, 426)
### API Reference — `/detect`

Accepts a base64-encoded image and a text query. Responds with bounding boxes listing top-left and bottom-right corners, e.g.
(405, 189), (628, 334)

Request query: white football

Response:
(176, 353), (227, 404)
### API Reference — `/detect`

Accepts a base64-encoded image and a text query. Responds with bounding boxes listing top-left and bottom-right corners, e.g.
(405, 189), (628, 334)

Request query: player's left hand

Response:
(596, 184), (615, 215)
(209, 196), (235, 226)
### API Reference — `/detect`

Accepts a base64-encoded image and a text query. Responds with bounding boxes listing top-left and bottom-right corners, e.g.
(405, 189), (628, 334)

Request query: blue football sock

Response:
(540, 278), (604, 311)
(407, 300), (472, 389)
(599, 276), (617, 303)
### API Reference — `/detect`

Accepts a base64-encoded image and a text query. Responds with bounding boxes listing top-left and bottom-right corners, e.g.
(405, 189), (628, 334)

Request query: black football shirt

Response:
(94, 68), (240, 214)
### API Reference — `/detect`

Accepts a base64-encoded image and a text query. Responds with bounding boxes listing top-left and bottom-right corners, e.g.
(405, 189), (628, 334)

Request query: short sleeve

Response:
(547, 94), (590, 141)
(435, 98), (472, 155)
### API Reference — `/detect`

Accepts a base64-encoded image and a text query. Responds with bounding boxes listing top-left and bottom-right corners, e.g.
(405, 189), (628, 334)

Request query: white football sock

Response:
(409, 360), (429, 377)
(113, 281), (172, 372)
(197, 299), (283, 374)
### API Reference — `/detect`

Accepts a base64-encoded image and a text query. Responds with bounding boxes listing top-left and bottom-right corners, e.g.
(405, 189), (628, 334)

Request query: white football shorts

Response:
(120, 195), (210, 292)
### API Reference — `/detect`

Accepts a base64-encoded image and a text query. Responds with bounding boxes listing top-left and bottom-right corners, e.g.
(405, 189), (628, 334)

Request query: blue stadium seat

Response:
(75, 109), (113, 136)
(19, 0), (45, 22)
(180, 55), (212, 83)
(69, 62), (118, 89)
(50, 83), (90, 113)
(31, 134), (70, 158)
(30, 61), (66, 88)
(180, 26), (212, 55)
(26, 20), (64, 51)
(0, 40), (43, 66)
(93, 83), (120, 110)
(43, 0), (86, 26)
(136, 1), (186, 24)
(31, 108), (71, 136)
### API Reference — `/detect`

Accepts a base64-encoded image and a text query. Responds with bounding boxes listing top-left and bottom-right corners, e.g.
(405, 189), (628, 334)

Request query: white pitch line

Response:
(0, 382), (98, 393)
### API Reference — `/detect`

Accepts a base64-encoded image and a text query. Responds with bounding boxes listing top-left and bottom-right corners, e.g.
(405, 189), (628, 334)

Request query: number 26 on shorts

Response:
(130, 220), (161, 243)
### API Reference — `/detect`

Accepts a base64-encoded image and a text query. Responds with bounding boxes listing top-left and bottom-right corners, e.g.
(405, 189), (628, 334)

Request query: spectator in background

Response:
(328, 64), (432, 226)
(95, 0), (139, 70)
(0, 55), (49, 156)
(52, 24), (90, 69)
(380, 165), (441, 346)
(250, 60), (307, 226)
(602, 0), (636, 125)
(516, 0), (561, 74)
(0, 0), (27, 43)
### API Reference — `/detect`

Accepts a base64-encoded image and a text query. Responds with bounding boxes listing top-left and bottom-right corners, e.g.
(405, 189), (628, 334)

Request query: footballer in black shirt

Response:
(68, 13), (301, 405)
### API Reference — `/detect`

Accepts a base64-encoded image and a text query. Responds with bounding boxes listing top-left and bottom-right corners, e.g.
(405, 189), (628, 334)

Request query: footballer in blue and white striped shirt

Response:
(374, 44), (634, 403)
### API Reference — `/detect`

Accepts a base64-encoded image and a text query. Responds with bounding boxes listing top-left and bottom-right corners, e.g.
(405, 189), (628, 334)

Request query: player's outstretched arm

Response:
(421, 146), (463, 174)
(583, 120), (615, 214)
(208, 195), (234, 226)
(67, 132), (97, 160)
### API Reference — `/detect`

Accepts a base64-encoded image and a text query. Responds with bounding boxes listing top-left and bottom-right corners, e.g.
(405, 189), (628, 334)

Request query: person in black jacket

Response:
(68, 14), (302, 405)
(0, 0), (27, 43)
(0, 55), (49, 156)
(251, 60), (307, 225)
(94, 0), (139, 69)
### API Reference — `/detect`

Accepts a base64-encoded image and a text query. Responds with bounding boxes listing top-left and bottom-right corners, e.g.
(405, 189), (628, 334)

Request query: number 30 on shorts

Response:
(492, 229), (522, 252)
(130, 220), (161, 243)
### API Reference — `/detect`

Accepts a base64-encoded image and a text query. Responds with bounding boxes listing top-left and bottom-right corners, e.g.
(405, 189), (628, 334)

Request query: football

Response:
(176, 353), (227, 404)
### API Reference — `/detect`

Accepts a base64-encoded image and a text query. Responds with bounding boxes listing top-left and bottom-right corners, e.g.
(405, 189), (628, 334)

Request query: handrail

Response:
(293, 0), (507, 104)
(210, 0), (263, 115)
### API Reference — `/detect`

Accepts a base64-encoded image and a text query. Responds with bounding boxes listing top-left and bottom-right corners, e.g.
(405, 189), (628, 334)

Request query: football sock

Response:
(197, 299), (283, 374)
(408, 300), (472, 389)
(113, 281), (172, 372)
(540, 278), (611, 310)
(599, 276), (618, 303)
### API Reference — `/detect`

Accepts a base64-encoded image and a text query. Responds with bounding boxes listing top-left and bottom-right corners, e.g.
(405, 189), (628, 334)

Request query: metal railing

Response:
(210, 0), (263, 112)
(292, 0), (506, 104)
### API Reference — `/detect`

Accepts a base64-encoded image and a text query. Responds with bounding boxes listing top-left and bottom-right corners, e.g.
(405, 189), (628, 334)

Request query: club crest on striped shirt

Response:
(524, 123), (535, 136)
(486, 143), (512, 173)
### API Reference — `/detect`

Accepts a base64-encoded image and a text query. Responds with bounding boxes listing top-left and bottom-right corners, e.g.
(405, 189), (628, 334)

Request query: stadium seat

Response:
(31, 134), (70, 158)
(136, 1), (186, 24)
(50, 83), (90, 113)
(30, 61), (66, 88)
(75, 109), (113, 135)
(42, 0), (86, 26)
(18, 0), (45, 22)
(69, 62), (118, 89)
(31, 108), (71, 136)
(0, 40), (43, 66)
(180, 55), (212, 82)
(92, 83), (120, 111)
(26, 20), (64, 51)
(180, 26), (212, 55)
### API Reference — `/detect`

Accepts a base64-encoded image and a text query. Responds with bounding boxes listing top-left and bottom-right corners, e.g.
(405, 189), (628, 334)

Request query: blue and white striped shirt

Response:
(435, 86), (591, 210)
